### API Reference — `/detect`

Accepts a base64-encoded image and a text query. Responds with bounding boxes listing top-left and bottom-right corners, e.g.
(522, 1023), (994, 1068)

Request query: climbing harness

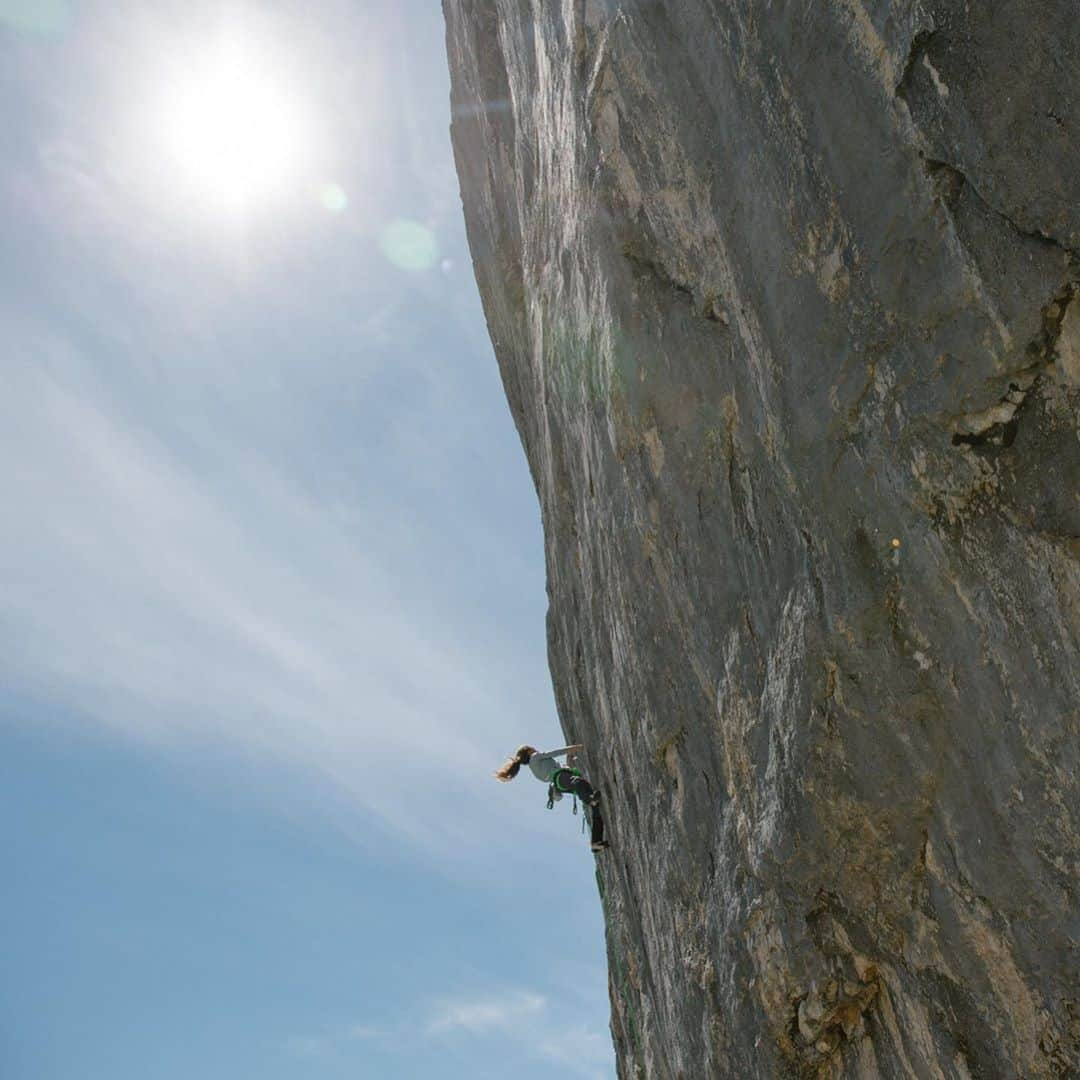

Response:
(555, 766), (583, 791)
(547, 767), (582, 815)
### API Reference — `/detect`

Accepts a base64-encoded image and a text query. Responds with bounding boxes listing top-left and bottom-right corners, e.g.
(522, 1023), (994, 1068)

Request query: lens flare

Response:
(319, 183), (348, 213)
(0, 0), (69, 34)
(378, 219), (438, 272)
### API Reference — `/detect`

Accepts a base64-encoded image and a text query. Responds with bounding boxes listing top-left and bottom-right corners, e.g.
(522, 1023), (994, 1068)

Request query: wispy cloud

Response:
(279, 990), (611, 1077)
(347, 1023), (385, 1040)
(427, 990), (546, 1035)
(424, 987), (613, 1078)
(0, 338), (558, 861)
(0, 0), (575, 875)
(284, 1020), (385, 1058)
(537, 1024), (615, 1073)
(285, 1035), (330, 1058)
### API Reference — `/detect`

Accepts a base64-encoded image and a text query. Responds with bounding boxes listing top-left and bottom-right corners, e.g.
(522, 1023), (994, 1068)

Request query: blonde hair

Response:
(493, 745), (537, 782)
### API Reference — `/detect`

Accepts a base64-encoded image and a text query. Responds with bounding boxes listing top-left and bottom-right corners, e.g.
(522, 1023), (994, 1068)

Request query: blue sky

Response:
(0, 2), (614, 1077)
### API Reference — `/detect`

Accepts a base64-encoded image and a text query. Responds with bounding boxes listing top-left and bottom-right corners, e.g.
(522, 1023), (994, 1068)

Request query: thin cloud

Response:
(284, 1022), (385, 1057)
(0, 0), (570, 872)
(537, 1024), (615, 1070)
(347, 1024), (384, 1040)
(427, 990), (547, 1035)
(0, 347), (559, 860)
(424, 988), (614, 1078)
(285, 1035), (329, 1058)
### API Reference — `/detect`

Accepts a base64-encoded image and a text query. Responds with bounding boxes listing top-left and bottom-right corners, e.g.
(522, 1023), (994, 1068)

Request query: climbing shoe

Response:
(590, 840), (610, 852)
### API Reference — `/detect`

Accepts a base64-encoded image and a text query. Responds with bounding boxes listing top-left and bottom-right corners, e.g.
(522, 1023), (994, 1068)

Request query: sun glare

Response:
(153, 37), (310, 215)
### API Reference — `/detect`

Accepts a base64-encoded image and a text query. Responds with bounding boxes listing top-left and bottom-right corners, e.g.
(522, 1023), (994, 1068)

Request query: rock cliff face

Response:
(443, 2), (1079, 1076)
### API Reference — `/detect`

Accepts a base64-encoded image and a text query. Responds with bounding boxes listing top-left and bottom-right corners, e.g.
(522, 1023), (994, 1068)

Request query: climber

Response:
(494, 743), (609, 852)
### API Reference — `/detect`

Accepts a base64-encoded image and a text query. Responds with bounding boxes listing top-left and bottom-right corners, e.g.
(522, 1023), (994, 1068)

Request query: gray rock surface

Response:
(442, 2), (1079, 1076)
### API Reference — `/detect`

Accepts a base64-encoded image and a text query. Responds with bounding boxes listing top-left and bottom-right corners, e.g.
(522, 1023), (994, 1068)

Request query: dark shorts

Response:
(553, 766), (584, 793)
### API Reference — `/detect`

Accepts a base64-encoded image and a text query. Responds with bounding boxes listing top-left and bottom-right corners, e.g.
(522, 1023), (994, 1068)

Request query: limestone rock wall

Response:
(443, 2), (1079, 1076)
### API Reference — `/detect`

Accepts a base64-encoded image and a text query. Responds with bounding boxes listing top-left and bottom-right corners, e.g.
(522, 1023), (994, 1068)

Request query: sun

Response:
(152, 35), (310, 215)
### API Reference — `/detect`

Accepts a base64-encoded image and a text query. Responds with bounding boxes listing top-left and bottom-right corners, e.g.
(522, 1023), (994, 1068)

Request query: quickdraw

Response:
(546, 783), (579, 816)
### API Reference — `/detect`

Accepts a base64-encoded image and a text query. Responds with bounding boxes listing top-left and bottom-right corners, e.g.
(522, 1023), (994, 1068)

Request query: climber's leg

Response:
(586, 802), (606, 846)
(553, 769), (607, 846)
(555, 767), (599, 806)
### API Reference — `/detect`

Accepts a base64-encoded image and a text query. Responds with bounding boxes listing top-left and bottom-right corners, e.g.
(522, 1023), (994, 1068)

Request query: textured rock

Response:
(443, 2), (1079, 1076)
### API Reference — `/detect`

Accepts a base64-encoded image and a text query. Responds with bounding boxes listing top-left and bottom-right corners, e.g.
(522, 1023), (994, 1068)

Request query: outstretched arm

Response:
(551, 743), (584, 766)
